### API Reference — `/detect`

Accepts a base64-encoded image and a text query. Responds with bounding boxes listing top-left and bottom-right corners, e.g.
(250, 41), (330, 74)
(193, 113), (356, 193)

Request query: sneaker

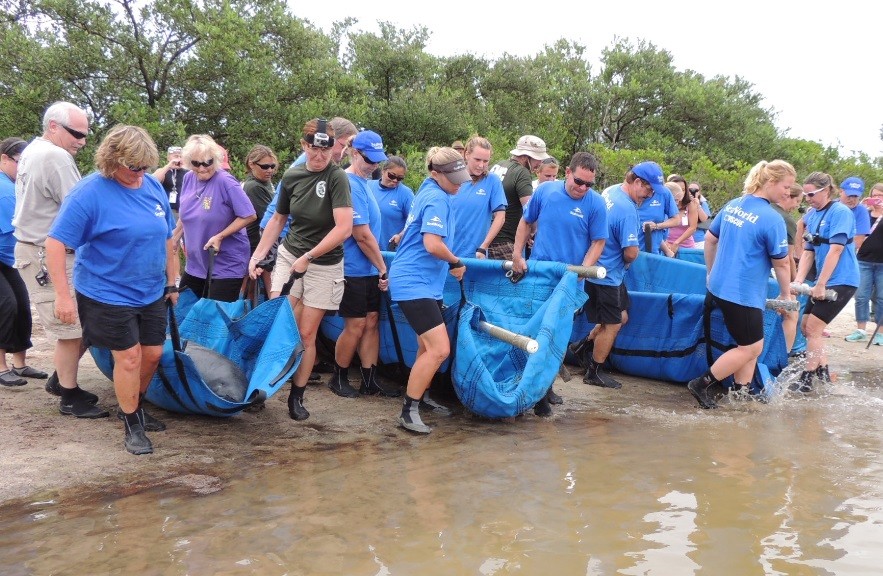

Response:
(123, 415), (153, 455)
(45, 373), (99, 404)
(0, 369), (27, 387)
(583, 363), (622, 389)
(117, 408), (166, 431)
(873, 333), (883, 346)
(60, 398), (110, 419)
(844, 329), (869, 342)
(288, 392), (310, 421)
(11, 365), (48, 379)
(420, 394), (452, 416)
(328, 368), (360, 398)
(397, 414), (431, 434)
(687, 375), (719, 409)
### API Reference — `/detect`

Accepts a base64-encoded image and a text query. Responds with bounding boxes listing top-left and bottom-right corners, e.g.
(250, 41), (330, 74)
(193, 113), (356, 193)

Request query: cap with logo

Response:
(632, 161), (668, 197)
(431, 158), (470, 186)
(351, 130), (388, 163)
(841, 176), (864, 197)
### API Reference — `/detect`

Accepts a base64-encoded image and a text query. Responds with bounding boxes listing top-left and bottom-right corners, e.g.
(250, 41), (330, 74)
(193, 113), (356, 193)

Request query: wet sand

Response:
(1, 304), (878, 507)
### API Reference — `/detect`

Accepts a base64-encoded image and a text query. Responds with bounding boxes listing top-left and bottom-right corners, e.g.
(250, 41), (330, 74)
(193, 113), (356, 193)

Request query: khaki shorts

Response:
(271, 244), (345, 310)
(14, 242), (82, 339)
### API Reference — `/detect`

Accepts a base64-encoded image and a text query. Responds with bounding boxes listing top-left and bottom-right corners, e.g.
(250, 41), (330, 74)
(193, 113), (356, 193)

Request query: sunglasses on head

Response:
(60, 124), (88, 140)
(255, 162), (276, 170)
(572, 176), (595, 188)
(386, 172), (405, 182)
(191, 158), (215, 168)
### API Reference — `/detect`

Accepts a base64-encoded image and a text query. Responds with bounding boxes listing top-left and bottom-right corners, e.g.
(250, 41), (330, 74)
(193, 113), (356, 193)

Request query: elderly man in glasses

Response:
(11, 101), (107, 418)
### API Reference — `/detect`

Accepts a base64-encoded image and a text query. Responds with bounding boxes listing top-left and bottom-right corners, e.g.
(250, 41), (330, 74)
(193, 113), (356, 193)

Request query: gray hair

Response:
(42, 101), (86, 132)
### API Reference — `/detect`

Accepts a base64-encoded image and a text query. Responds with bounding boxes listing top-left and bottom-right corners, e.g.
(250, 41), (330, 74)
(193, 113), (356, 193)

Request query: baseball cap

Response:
(509, 135), (550, 161)
(841, 176), (864, 197)
(432, 158), (470, 186)
(632, 161), (668, 196)
(351, 130), (388, 163)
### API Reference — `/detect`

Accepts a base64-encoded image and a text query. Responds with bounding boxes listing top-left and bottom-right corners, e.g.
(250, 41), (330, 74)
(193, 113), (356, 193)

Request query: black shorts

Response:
(804, 285), (856, 324)
(711, 293), (763, 346)
(397, 298), (445, 335)
(585, 282), (630, 325)
(338, 275), (381, 318)
(179, 272), (243, 302)
(76, 292), (167, 350)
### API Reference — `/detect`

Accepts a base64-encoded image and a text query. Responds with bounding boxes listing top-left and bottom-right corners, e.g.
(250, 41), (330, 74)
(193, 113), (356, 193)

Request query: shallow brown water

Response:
(1, 373), (882, 575)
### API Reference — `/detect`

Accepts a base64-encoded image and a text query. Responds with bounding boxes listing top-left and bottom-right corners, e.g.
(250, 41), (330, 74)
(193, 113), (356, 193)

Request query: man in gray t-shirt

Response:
(13, 101), (107, 418)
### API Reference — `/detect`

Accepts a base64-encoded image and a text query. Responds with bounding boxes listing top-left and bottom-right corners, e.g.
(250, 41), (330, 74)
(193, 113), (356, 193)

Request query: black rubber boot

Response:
(46, 371), (99, 404)
(398, 395), (431, 434)
(789, 370), (814, 393)
(687, 372), (723, 409)
(533, 395), (553, 417)
(546, 387), (563, 405)
(288, 385), (310, 420)
(123, 409), (153, 455)
(359, 365), (402, 397)
(328, 364), (359, 398)
(815, 365), (831, 385)
(583, 359), (622, 389)
(569, 339), (594, 370)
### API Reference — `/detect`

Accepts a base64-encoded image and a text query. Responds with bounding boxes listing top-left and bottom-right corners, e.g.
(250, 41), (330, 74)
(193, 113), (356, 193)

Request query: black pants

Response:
(0, 262), (33, 353)
(179, 272), (243, 302)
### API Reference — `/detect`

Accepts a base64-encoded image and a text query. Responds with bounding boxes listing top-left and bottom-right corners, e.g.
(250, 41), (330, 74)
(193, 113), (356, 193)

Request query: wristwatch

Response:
(305, 252), (314, 262)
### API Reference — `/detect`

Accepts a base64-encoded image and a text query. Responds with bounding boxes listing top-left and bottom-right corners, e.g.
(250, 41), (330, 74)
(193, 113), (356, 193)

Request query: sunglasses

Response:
(60, 124), (88, 140)
(126, 164), (148, 172)
(255, 162), (277, 170)
(358, 150), (379, 165)
(572, 176), (595, 188)
(386, 172), (405, 182)
(804, 186), (826, 198)
(191, 158), (215, 168)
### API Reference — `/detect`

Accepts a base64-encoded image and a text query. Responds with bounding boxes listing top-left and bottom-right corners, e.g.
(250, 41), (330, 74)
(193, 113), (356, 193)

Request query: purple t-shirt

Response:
(179, 169), (256, 279)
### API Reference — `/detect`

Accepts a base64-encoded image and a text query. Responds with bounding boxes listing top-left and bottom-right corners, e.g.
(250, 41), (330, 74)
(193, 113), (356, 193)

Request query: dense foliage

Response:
(3, 0), (882, 209)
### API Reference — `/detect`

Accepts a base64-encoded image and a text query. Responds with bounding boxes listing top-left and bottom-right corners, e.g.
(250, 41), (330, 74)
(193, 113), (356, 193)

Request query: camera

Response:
(35, 267), (49, 286)
(310, 131), (333, 148)
(802, 231), (822, 246)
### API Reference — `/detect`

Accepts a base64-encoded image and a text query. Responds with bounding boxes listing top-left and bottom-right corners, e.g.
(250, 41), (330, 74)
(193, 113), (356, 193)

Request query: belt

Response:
(18, 240), (75, 254)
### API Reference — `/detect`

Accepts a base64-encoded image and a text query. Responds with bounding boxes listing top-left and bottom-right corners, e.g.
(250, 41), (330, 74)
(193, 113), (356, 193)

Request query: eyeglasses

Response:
(191, 158), (215, 168)
(572, 176), (595, 188)
(804, 186), (826, 198)
(60, 124), (88, 140)
(255, 162), (277, 170)
(358, 150), (379, 165)
(386, 172), (405, 182)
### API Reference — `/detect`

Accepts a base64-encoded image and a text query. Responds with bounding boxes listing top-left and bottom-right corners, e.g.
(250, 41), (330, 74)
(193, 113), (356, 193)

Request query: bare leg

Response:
(54, 337), (85, 389)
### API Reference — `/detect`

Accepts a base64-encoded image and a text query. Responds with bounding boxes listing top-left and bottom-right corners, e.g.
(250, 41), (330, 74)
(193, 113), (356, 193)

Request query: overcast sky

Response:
(288, 1), (882, 159)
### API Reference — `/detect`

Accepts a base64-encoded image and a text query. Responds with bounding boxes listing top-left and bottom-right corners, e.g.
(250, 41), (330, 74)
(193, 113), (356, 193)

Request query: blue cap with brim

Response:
(351, 130), (388, 163)
(841, 176), (864, 196)
(632, 161), (667, 196)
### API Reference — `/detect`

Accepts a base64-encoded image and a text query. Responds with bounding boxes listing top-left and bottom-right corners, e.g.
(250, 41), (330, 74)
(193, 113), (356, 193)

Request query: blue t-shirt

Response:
(635, 185), (678, 253)
(707, 194), (788, 309)
(851, 203), (871, 236)
(259, 153), (306, 233)
(450, 173), (507, 258)
(592, 186), (640, 287)
(523, 181), (607, 266)
(49, 173), (174, 306)
(802, 201), (860, 288)
(369, 179), (414, 248)
(389, 178), (455, 301)
(343, 173), (382, 277)
(0, 172), (17, 266)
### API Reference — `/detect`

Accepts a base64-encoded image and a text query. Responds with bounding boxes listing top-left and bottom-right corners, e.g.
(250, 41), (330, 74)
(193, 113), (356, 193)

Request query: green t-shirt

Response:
(489, 159), (534, 244)
(277, 162), (351, 265)
(771, 202), (797, 246)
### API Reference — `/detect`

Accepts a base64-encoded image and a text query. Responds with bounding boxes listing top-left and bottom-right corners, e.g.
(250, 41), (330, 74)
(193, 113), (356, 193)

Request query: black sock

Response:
(290, 385), (305, 400)
(123, 409), (141, 427)
(60, 385), (81, 403)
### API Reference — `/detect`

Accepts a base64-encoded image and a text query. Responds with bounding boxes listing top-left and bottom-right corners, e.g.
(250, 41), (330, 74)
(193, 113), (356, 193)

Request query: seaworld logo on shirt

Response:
(316, 181), (327, 199)
(426, 215), (444, 228)
(648, 199), (662, 207)
(154, 204), (166, 218)
(723, 204), (759, 228)
(389, 200), (399, 207)
(570, 207), (584, 219)
(476, 188), (487, 196)
(627, 232), (638, 242)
